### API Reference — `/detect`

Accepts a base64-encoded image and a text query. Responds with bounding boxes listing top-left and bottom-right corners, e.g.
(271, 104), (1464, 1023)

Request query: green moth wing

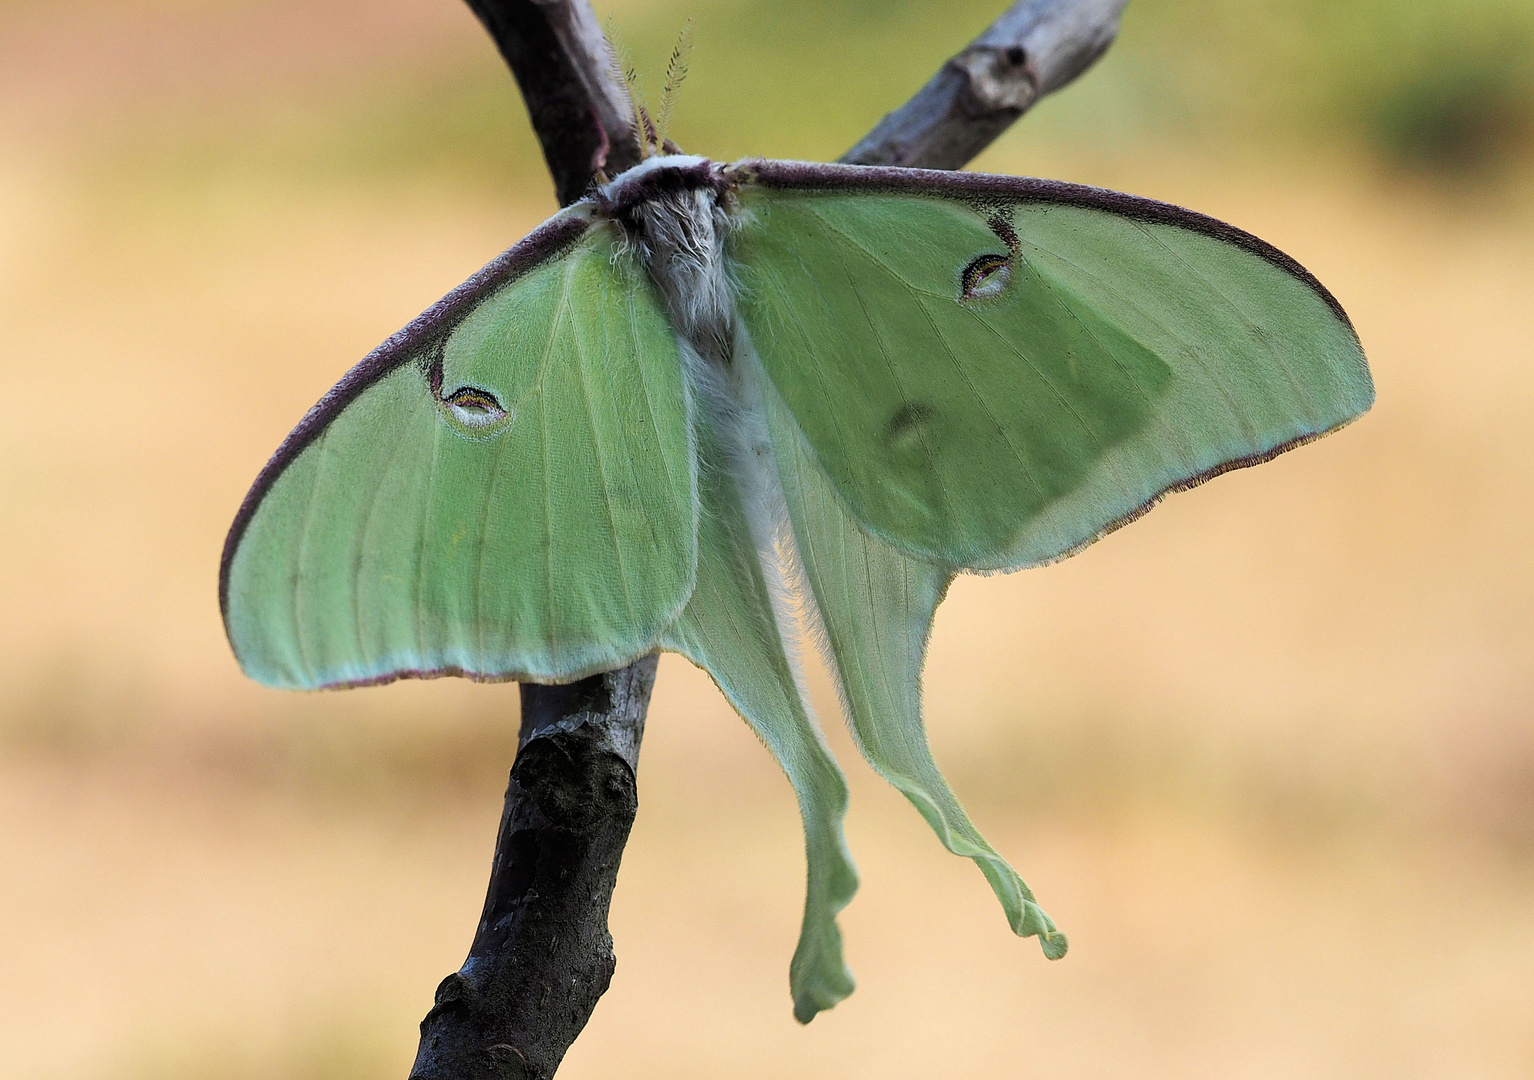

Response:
(221, 211), (697, 689)
(725, 159), (1371, 968)
(761, 374), (1067, 962)
(730, 162), (1373, 571)
(660, 418), (859, 1024)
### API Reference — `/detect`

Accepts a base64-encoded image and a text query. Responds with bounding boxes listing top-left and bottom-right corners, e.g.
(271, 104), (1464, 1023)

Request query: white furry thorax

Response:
(596, 155), (738, 367)
(599, 156), (812, 673)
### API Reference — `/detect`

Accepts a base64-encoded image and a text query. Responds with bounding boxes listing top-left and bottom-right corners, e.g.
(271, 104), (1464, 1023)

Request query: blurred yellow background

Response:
(2, 0), (1533, 1076)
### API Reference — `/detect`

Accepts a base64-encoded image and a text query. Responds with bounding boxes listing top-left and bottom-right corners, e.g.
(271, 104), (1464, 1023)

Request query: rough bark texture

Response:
(841, 0), (1128, 170)
(411, 0), (1126, 1076)
(410, 656), (655, 1080)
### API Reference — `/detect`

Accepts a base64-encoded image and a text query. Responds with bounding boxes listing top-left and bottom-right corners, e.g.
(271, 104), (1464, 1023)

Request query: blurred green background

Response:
(18, 0), (1534, 189)
(2, 1), (1533, 1077)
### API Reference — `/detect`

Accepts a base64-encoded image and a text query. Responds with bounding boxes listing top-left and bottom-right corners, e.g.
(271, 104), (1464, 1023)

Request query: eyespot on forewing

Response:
(438, 384), (514, 438)
(960, 253), (1013, 301)
(425, 354), (515, 438)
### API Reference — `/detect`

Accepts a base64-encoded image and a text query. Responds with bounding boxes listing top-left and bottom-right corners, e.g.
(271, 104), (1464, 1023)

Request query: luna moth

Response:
(220, 153), (1372, 1022)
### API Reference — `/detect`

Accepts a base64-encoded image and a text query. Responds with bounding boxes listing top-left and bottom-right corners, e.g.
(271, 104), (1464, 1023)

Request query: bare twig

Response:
(462, 0), (644, 204)
(410, 657), (656, 1080)
(411, 1), (1126, 1076)
(842, 0), (1128, 169)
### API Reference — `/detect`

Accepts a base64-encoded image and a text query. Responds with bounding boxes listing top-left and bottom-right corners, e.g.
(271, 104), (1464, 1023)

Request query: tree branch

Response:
(461, 0), (644, 204)
(410, 656), (656, 1080)
(842, 0), (1128, 170)
(411, 1), (1127, 1077)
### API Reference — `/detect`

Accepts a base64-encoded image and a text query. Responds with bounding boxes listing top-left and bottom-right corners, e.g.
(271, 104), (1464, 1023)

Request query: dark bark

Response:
(461, 0), (644, 205)
(410, 656), (655, 1080)
(412, 0), (1127, 1076)
(410, 5), (656, 1077)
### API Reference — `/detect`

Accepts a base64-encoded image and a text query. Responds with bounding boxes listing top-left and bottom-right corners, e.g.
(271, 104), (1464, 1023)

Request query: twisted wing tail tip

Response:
(1019, 900), (1069, 959)
(794, 982), (853, 1025)
(1016, 902), (1070, 960)
(1040, 928), (1070, 960)
(790, 921), (1068, 1023)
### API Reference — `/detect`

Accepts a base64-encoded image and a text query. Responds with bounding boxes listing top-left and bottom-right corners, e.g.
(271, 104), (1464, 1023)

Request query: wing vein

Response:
(1130, 218), (1319, 428)
(911, 290), (1053, 507)
(575, 264), (639, 631)
(1024, 230), (1258, 450)
(413, 390), (444, 668)
(351, 382), (428, 670)
(805, 200), (1062, 509)
(825, 230), (944, 488)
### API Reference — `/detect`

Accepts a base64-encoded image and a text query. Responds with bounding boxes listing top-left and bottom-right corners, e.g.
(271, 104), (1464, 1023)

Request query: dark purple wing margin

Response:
(733, 159), (1357, 335)
(218, 207), (595, 621)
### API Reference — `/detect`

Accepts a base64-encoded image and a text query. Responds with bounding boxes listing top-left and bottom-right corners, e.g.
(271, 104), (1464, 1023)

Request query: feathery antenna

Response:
(601, 17), (651, 156)
(657, 20), (694, 147)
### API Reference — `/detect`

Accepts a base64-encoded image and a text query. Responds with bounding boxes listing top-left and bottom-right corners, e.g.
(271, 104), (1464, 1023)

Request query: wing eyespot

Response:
(445, 387), (509, 425)
(437, 384), (515, 438)
(960, 254), (1013, 301)
(886, 401), (936, 452)
(426, 355), (514, 438)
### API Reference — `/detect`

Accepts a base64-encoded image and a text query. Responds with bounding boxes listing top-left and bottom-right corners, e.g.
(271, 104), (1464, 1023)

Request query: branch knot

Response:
(953, 44), (1041, 116)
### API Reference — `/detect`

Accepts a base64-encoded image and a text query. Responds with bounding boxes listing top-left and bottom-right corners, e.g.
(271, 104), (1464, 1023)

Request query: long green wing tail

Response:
(660, 422), (859, 1023)
(726, 165), (1374, 962)
(761, 373), (1068, 961)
